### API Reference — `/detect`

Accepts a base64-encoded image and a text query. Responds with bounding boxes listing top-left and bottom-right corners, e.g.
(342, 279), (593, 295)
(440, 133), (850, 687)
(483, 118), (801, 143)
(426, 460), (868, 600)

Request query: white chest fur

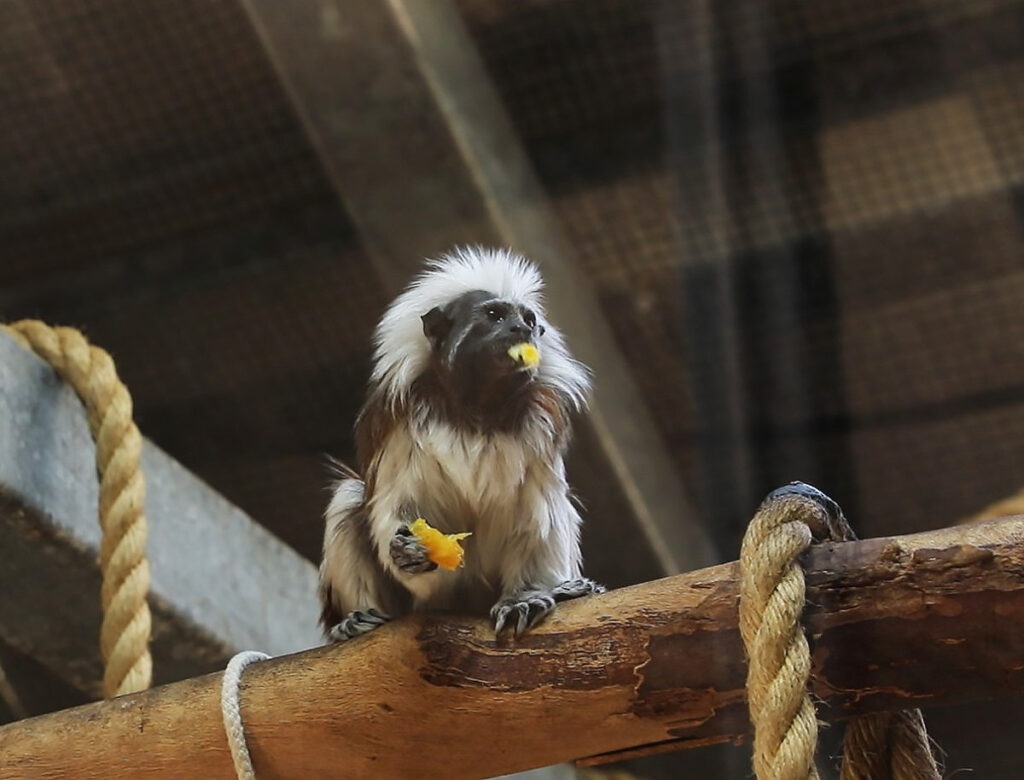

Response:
(413, 422), (530, 517)
(370, 417), (556, 533)
(364, 416), (576, 610)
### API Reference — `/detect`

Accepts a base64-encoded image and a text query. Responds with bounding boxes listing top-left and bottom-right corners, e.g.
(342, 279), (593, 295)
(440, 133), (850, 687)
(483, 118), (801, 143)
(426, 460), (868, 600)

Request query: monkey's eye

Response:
(486, 307), (503, 322)
(523, 309), (537, 329)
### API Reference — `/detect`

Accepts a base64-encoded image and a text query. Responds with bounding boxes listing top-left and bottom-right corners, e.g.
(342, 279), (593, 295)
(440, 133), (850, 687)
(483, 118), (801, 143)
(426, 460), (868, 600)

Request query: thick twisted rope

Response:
(739, 483), (832, 779)
(840, 710), (941, 780)
(3, 320), (152, 698)
(739, 482), (940, 780)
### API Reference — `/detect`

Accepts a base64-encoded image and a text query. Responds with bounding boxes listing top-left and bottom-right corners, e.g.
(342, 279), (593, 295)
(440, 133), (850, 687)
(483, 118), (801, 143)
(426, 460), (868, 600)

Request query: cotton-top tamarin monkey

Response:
(319, 247), (604, 640)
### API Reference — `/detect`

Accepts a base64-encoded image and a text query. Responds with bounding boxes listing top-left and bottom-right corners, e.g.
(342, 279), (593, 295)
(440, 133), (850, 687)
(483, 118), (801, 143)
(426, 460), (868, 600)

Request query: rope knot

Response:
(739, 481), (940, 780)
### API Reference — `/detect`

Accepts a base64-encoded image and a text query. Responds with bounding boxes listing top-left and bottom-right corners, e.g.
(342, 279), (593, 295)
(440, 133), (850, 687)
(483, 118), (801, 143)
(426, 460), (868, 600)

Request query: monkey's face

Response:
(422, 289), (545, 391)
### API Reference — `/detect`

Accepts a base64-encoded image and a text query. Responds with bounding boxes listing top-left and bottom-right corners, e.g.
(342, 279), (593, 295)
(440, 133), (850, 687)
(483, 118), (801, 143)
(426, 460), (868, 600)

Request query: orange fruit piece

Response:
(409, 518), (472, 571)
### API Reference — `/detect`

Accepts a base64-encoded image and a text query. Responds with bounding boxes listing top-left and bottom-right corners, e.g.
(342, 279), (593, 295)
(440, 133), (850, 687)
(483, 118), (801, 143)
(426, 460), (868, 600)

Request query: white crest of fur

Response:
(371, 246), (590, 409)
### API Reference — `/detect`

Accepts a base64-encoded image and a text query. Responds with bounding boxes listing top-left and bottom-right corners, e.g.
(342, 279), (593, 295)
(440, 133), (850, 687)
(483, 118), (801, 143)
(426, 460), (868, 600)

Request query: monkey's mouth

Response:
(507, 342), (541, 369)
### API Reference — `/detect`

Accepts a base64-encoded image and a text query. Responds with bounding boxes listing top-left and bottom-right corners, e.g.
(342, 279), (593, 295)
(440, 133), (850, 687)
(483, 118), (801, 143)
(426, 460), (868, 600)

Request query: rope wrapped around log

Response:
(740, 482), (940, 780)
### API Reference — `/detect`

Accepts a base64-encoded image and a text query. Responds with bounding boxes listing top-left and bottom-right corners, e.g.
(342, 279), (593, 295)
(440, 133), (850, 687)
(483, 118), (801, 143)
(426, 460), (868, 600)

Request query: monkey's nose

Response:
(508, 319), (530, 337)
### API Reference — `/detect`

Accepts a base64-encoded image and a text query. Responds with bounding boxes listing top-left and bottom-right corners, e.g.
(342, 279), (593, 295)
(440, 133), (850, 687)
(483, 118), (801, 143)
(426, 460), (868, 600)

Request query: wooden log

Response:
(2, 517), (1023, 780)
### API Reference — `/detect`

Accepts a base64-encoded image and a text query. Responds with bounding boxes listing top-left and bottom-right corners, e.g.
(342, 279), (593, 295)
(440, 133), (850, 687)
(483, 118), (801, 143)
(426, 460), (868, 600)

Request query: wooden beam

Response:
(3, 517), (1022, 779)
(237, 0), (716, 574)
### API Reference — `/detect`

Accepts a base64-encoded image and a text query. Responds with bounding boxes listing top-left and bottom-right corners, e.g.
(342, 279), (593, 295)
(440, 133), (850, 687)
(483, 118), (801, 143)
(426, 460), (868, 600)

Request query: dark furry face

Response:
(419, 289), (545, 423)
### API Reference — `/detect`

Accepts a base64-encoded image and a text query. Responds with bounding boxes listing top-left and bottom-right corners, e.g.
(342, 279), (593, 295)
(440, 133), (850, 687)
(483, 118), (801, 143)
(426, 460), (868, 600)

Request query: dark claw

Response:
(526, 596), (555, 629)
(514, 602), (529, 635)
(493, 605), (509, 634)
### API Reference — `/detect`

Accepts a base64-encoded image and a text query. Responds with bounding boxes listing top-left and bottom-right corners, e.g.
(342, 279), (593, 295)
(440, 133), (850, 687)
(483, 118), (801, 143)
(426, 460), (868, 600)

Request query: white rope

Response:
(221, 650), (270, 780)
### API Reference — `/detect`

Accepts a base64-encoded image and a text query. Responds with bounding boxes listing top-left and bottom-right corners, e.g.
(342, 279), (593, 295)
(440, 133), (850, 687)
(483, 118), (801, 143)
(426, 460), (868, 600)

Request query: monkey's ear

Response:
(422, 307), (453, 350)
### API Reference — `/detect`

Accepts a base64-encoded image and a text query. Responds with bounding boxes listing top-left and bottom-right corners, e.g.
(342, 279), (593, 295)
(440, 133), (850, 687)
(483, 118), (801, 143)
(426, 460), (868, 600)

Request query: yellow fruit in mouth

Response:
(507, 342), (541, 367)
(409, 518), (472, 571)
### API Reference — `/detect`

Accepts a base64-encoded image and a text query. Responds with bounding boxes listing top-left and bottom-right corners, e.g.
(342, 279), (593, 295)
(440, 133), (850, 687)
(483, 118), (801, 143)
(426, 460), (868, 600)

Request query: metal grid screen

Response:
(460, 0), (1024, 554)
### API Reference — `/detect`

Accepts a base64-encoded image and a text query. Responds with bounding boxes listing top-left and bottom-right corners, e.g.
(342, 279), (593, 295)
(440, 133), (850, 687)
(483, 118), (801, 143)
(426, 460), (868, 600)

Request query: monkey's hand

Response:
(491, 578), (605, 636)
(390, 526), (440, 573)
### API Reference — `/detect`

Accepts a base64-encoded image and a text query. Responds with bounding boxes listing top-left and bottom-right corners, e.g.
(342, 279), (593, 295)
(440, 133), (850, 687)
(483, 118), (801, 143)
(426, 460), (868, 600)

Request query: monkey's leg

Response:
(389, 526), (439, 573)
(328, 608), (392, 642)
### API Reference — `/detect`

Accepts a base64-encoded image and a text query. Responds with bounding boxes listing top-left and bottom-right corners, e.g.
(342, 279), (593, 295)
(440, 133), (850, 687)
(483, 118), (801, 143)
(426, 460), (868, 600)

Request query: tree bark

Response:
(2, 517), (1023, 779)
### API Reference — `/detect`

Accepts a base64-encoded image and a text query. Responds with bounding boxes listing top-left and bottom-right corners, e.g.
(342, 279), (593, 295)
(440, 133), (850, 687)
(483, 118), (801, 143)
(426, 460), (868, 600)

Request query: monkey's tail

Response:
(324, 454), (362, 483)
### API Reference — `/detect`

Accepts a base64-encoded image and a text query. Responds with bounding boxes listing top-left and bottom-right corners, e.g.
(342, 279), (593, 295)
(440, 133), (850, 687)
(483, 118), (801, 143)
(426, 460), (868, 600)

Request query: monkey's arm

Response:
(363, 477), (451, 612)
(491, 474), (604, 635)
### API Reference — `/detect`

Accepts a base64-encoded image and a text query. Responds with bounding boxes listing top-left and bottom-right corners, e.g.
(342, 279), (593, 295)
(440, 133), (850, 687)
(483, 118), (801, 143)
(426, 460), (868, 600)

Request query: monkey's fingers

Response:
(550, 577), (605, 602)
(389, 530), (439, 573)
(491, 591), (556, 636)
(491, 602), (523, 635)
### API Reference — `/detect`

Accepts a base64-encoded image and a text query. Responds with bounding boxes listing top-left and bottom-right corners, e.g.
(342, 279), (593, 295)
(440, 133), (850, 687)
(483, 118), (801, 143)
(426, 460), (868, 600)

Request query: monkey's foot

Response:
(390, 527), (439, 573)
(491, 579), (606, 637)
(329, 609), (391, 642)
(552, 577), (605, 602)
(491, 590), (557, 636)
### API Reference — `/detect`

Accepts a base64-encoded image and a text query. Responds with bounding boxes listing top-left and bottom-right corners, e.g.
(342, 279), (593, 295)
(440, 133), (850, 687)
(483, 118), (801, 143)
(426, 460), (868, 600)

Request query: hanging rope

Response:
(221, 650), (270, 780)
(5, 320), (272, 778)
(739, 482), (941, 780)
(2, 320), (152, 698)
(738, 483), (829, 779)
(841, 710), (941, 780)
